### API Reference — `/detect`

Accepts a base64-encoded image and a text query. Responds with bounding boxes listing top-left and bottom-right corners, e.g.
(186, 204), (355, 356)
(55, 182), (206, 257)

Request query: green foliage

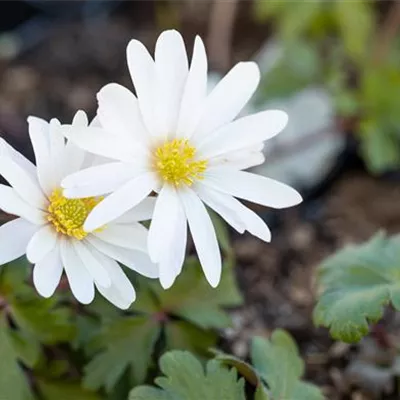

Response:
(83, 259), (242, 393)
(129, 351), (246, 400)
(314, 232), (400, 343)
(130, 330), (323, 400)
(251, 331), (323, 400)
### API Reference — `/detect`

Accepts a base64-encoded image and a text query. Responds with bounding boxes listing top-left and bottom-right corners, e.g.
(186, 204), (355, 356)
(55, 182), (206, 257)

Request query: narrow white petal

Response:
(0, 137), (36, 178)
(148, 185), (180, 263)
(127, 39), (156, 135)
(72, 110), (89, 127)
(87, 236), (159, 278)
(0, 218), (38, 265)
(114, 197), (156, 223)
(62, 162), (136, 198)
(180, 187), (221, 287)
(94, 223), (148, 252)
(97, 83), (149, 147)
(48, 118), (65, 159)
(176, 35), (208, 138)
(154, 30), (189, 138)
(196, 185), (271, 242)
(59, 125), (136, 162)
(210, 151), (265, 170)
(0, 184), (46, 225)
(194, 183), (245, 233)
(60, 238), (95, 304)
(0, 154), (46, 209)
(192, 62), (260, 139)
(204, 169), (302, 209)
(33, 246), (63, 298)
(84, 172), (157, 232)
(159, 201), (187, 289)
(198, 110), (288, 158)
(72, 240), (111, 288)
(91, 248), (136, 309)
(61, 141), (86, 177)
(27, 116), (55, 195)
(26, 224), (58, 263)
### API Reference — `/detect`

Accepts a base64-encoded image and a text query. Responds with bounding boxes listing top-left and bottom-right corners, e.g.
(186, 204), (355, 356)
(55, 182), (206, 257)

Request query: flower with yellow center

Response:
(47, 188), (102, 240)
(0, 111), (158, 310)
(61, 30), (302, 290)
(153, 139), (207, 186)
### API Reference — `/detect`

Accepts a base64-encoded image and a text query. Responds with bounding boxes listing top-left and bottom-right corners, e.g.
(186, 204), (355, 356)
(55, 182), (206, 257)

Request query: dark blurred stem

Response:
(207, 0), (239, 71)
(373, 0), (400, 65)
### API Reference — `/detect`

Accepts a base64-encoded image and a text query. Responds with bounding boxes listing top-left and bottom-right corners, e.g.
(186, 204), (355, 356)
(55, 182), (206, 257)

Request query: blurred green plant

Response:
(254, 0), (400, 173)
(129, 329), (323, 400)
(314, 232), (400, 343)
(82, 257), (242, 394)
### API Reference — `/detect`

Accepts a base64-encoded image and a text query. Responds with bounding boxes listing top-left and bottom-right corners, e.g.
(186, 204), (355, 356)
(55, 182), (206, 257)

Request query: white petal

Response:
(148, 185), (180, 263)
(0, 218), (38, 265)
(194, 183), (245, 233)
(84, 172), (157, 232)
(94, 222), (148, 252)
(154, 30), (188, 138)
(176, 35), (208, 138)
(159, 201), (187, 289)
(59, 125), (136, 162)
(114, 197), (156, 223)
(192, 62), (260, 140)
(61, 141), (86, 177)
(33, 246), (63, 298)
(0, 137), (36, 178)
(0, 184), (46, 225)
(27, 116), (55, 195)
(127, 39), (156, 135)
(204, 169), (302, 209)
(211, 151), (265, 170)
(48, 118), (65, 159)
(60, 238), (95, 304)
(26, 224), (58, 263)
(91, 248), (136, 309)
(196, 185), (271, 242)
(0, 154), (45, 209)
(87, 236), (159, 278)
(97, 83), (149, 147)
(72, 110), (89, 127)
(62, 162), (136, 198)
(180, 187), (221, 287)
(72, 240), (111, 288)
(198, 110), (288, 158)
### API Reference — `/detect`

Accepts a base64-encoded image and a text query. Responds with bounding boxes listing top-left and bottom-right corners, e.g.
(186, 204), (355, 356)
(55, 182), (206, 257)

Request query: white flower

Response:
(0, 111), (158, 309)
(60, 30), (302, 289)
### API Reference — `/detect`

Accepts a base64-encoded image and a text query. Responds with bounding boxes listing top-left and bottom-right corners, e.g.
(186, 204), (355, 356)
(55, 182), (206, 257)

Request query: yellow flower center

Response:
(47, 189), (102, 240)
(153, 139), (207, 186)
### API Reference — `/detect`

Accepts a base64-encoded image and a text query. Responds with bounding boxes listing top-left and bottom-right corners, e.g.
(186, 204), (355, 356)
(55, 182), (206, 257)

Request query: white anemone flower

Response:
(0, 111), (158, 309)
(60, 30), (302, 289)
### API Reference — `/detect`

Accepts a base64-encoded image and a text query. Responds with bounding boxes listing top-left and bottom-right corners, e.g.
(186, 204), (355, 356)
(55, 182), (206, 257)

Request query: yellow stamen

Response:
(47, 189), (102, 240)
(153, 139), (207, 186)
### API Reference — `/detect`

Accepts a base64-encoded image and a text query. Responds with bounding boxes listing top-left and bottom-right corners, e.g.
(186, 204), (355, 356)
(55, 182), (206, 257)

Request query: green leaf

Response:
(0, 315), (34, 400)
(254, 385), (270, 400)
(9, 330), (41, 368)
(129, 351), (246, 400)
(84, 316), (160, 392)
(314, 232), (400, 342)
(165, 320), (217, 356)
(335, 0), (374, 64)
(154, 258), (243, 329)
(251, 330), (323, 400)
(38, 380), (101, 400)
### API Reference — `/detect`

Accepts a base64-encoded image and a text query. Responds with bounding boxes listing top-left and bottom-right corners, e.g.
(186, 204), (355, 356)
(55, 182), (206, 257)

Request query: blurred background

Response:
(0, 1), (400, 399)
